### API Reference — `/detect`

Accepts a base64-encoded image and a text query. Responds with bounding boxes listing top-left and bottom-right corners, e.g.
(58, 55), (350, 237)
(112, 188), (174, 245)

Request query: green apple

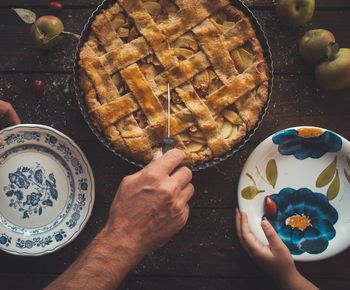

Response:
(31, 15), (64, 50)
(276, 0), (315, 27)
(299, 29), (335, 64)
(315, 46), (350, 91)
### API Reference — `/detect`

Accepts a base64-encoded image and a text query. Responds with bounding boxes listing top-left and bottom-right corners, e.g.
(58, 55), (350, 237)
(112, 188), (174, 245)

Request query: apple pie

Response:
(78, 0), (270, 165)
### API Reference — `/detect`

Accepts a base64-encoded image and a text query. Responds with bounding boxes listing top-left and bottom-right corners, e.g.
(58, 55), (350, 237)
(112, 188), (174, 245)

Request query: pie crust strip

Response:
(91, 4), (124, 52)
(96, 11), (254, 77)
(120, 116), (153, 159)
(193, 18), (238, 85)
(80, 48), (120, 104)
(176, 84), (229, 156)
(160, 0), (231, 41)
(206, 64), (268, 113)
(153, 28), (256, 94)
(101, 38), (152, 75)
(119, 0), (178, 68)
(89, 94), (139, 130)
(120, 64), (166, 129)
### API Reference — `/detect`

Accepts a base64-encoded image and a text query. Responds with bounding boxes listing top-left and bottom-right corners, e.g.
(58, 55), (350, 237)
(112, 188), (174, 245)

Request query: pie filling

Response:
(79, 0), (269, 165)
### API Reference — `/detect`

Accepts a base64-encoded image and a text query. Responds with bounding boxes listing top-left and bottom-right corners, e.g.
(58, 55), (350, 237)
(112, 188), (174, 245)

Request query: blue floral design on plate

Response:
(272, 128), (342, 160)
(0, 233), (12, 247)
(3, 165), (58, 219)
(15, 229), (67, 249)
(0, 125), (94, 255)
(266, 188), (338, 255)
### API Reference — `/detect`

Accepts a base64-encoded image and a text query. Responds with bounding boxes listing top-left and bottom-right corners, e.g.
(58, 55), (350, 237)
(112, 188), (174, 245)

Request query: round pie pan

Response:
(72, 0), (274, 171)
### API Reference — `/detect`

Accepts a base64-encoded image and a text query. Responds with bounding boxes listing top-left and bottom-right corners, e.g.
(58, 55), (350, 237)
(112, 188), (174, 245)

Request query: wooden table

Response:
(1, 0), (350, 289)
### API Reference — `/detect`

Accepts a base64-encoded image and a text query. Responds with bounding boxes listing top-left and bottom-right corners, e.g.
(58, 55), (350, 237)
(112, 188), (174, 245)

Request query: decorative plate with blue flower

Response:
(0, 124), (95, 256)
(238, 126), (350, 261)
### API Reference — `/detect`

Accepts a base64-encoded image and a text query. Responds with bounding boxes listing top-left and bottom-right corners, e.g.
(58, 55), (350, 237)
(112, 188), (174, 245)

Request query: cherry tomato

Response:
(49, 1), (63, 11)
(33, 80), (44, 95)
(264, 196), (277, 216)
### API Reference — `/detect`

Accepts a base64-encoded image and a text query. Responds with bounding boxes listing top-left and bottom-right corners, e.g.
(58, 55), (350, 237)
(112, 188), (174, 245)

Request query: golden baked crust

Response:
(78, 0), (270, 165)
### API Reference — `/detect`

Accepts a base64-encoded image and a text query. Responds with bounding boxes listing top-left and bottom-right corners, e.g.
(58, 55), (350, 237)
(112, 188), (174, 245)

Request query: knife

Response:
(162, 83), (175, 154)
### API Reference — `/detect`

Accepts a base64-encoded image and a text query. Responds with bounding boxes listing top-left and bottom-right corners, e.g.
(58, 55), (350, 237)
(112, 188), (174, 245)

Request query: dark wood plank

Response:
(1, 9), (350, 74)
(120, 277), (350, 290)
(3, 274), (350, 290)
(1, 0), (349, 8)
(244, 0), (350, 8)
(0, 73), (94, 140)
(0, 208), (350, 280)
(256, 10), (350, 74)
(0, 273), (57, 290)
(1, 1), (349, 289)
(0, 9), (94, 73)
(253, 74), (350, 142)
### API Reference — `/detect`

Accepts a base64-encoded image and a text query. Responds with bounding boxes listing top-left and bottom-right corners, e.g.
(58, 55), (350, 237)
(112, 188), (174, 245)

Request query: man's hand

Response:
(235, 209), (319, 290)
(46, 149), (194, 290)
(0, 100), (21, 125)
(106, 149), (194, 259)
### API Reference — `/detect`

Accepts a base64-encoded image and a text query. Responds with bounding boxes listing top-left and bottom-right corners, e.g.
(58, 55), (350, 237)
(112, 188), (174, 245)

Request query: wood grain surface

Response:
(0, 0), (350, 289)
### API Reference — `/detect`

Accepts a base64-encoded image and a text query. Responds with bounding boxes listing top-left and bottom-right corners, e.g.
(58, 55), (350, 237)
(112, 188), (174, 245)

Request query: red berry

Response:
(264, 196), (277, 216)
(33, 80), (44, 95)
(49, 1), (63, 11)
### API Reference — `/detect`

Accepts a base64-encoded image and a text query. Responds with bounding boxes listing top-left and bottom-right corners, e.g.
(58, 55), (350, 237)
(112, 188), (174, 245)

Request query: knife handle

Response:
(162, 137), (175, 154)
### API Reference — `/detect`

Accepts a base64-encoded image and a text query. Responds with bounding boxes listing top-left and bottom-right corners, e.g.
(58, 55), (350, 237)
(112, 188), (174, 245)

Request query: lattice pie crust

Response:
(79, 0), (269, 165)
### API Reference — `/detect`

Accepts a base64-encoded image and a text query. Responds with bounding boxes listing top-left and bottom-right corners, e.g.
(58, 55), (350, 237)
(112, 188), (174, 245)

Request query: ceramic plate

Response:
(238, 126), (350, 261)
(0, 124), (94, 256)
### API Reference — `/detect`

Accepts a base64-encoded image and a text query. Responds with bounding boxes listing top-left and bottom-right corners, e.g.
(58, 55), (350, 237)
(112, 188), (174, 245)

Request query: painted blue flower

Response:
(9, 171), (30, 189)
(23, 132), (33, 140)
(72, 212), (80, 221)
(34, 169), (44, 184)
(5, 190), (23, 200)
(25, 240), (33, 249)
(54, 233), (64, 242)
(71, 158), (79, 167)
(272, 128), (342, 160)
(0, 236), (7, 245)
(14, 190), (23, 200)
(48, 136), (57, 144)
(26, 192), (43, 206)
(266, 188), (338, 255)
(80, 182), (88, 191)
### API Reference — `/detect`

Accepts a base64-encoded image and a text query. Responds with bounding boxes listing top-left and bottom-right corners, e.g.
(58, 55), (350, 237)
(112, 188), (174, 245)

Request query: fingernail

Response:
(153, 150), (163, 160)
(261, 219), (269, 228)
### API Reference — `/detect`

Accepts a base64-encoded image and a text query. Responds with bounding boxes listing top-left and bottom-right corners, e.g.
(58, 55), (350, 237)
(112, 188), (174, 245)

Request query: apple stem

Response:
(61, 31), (80, 40)
(326, 42), (340, 61)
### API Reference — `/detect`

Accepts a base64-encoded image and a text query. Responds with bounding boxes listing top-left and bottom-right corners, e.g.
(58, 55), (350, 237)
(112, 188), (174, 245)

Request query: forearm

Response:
(45, 226), (142, 290)
(274, 268), (319, 290)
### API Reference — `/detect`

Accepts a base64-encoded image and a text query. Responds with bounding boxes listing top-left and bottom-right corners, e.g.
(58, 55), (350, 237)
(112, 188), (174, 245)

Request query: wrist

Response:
(99, 223), (145, 264)
(273, 266), (302, 290)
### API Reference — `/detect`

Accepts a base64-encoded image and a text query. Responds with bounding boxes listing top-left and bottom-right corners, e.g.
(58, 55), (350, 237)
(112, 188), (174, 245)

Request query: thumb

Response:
(261, 219), (284, 251)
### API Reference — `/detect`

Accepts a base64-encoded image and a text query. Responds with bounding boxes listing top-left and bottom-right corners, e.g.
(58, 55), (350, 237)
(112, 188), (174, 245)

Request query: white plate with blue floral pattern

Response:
(238, 126), (350, 261)
(0, 124), (94, 256)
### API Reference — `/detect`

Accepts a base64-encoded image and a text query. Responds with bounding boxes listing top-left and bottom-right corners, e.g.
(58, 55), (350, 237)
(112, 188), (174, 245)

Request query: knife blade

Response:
(162, 83), (175, 153)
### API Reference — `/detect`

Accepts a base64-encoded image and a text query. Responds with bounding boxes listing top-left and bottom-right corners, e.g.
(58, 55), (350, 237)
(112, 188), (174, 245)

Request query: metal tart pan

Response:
(72, 0), (274, 171)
